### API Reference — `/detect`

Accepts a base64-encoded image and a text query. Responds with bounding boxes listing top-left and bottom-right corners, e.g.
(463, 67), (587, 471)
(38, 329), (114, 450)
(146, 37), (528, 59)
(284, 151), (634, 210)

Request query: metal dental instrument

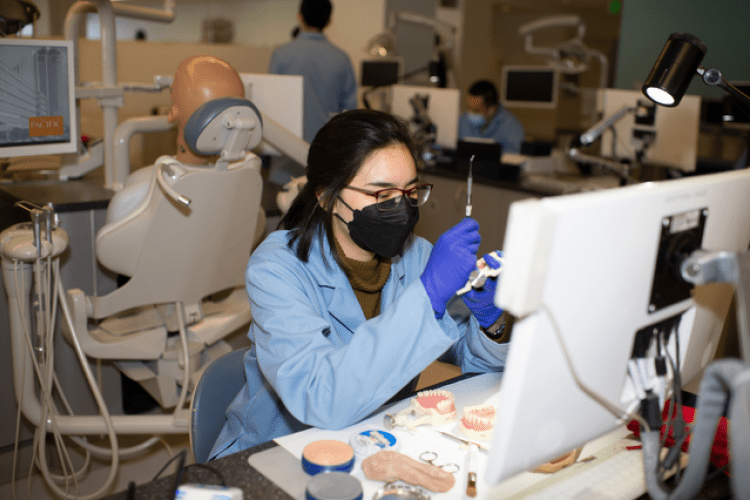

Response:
(465, 154), (475, 217)
(419, 451), (460, 474)
(435, 430), (489, 451)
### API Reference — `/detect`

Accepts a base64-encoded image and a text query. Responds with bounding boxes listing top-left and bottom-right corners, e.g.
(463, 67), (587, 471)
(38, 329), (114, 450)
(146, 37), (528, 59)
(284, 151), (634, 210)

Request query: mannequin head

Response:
(168, 55), (245, 164)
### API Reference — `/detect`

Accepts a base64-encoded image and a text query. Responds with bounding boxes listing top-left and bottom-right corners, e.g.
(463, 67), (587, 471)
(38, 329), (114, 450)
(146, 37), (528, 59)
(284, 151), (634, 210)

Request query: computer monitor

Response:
(598, 88), (701, 172)
(456, 138), (502, 163)
(486, 168), (750, 484)
(721, 81), (750, 130)
(361, 58), (403, 87)
(501, 65), (559, 110)
(0, 38), (78, 158)
(239, 73), (304, 156)
(389, 84), (460, 149)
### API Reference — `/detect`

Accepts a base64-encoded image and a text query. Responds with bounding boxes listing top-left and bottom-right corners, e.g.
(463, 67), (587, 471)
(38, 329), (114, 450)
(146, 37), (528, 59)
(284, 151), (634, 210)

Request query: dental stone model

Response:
(385, 390), (457, 430)
(458, 404), (496, 441)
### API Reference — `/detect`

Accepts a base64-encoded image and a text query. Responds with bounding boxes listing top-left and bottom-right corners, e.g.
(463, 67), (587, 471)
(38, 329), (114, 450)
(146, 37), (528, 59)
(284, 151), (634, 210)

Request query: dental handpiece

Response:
(465, 155), (474, 217)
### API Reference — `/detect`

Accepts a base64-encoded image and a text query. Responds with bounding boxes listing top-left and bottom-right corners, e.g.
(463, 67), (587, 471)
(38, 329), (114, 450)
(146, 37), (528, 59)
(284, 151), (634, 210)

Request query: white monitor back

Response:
(487, 168), (750, 485)
(240, 73), (303, 156)
(598, 88), (701, 172)
(390, 84), (460, 149)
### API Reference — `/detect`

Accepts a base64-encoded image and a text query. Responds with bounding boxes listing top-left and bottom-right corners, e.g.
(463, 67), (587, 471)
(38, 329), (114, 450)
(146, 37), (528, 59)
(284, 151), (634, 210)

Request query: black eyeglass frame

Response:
(343, 183), (433, 211)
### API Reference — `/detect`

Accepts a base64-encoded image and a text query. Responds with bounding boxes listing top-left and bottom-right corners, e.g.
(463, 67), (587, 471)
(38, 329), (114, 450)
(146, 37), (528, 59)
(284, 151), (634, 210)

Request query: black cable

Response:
(170, 450), (187, 499)
(183, 463), (228, 487)
(126, 481), (136, 500)
(152, 450), (231, 499)
(152, 449), (187, 482)
(671, 324), (687, 482)
(657, 324), (689, 490)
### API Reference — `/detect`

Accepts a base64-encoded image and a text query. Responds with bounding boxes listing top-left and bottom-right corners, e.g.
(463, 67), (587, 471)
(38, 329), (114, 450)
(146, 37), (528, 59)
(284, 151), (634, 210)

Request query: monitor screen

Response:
(0, 38), (78, 158)
(721, 81), (750, 130)
(501, 66), (558, 109)
(598, 88), (701, 172)
(486, 168), (750, 485)
(361, 58), (403, 87)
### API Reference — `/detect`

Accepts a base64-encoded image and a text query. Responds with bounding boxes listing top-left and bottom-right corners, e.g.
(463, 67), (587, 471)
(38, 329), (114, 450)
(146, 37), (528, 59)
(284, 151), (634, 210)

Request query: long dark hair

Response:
(280, 109), (422, 265)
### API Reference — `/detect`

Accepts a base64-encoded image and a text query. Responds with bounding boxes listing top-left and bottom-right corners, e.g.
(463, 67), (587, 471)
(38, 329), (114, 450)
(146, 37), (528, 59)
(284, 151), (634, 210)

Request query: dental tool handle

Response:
(466, 443), (478, 497)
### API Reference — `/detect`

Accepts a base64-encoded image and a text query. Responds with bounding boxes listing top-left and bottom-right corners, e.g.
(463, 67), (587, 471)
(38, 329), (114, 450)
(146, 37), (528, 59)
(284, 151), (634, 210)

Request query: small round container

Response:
(302, 440), (355, 476)
(306, 471), (363, 500)
(349, 430), (399, 459)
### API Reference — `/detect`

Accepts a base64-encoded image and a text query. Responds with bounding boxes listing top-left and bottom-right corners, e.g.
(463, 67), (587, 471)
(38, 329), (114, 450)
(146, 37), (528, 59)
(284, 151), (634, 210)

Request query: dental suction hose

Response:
(641, 360), (749, 500)
(2, 221), (120, 499)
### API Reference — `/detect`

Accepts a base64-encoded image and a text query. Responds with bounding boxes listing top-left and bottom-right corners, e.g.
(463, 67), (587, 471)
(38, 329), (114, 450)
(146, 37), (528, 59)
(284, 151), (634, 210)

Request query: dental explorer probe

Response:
(466, 155), (475, 217)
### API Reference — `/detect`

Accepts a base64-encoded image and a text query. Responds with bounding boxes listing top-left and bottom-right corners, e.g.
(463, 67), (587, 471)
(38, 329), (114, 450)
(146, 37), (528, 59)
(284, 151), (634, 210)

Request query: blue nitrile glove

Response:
(421, 218), (481, 318)
(462, 251), (503, 328)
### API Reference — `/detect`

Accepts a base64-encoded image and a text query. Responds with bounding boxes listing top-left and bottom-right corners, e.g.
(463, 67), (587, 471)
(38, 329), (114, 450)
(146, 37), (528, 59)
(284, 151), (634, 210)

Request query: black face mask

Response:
(336, 197), (420, 258)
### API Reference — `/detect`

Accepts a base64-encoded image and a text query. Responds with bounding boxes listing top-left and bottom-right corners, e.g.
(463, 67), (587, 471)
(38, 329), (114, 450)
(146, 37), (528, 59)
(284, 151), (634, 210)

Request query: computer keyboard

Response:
(505, 447), (647, 500)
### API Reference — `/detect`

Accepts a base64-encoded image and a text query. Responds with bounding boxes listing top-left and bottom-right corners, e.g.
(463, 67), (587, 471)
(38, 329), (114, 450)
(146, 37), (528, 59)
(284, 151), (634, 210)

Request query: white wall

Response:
(81, 0), (386, 84)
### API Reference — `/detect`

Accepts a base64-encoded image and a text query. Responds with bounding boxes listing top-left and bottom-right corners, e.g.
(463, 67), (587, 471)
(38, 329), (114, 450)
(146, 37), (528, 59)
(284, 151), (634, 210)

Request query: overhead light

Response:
(365, 31), (396, 58)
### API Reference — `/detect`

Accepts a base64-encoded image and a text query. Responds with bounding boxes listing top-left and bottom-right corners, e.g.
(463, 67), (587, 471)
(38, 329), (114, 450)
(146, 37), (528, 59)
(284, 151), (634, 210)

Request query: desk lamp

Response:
(638, 32), (750, 500)
(642, 32), (750, 110)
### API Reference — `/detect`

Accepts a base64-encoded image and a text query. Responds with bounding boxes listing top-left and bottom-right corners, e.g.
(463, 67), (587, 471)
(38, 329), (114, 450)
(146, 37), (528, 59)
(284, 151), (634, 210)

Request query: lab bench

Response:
(100, 373), (731, 500)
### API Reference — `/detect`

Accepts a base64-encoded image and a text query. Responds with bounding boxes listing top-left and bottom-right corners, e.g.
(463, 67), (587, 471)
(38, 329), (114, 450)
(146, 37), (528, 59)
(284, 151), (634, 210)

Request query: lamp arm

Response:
(393, 11), (456, 34)
(519, 15), (585, 60)
(697, 66), (750, 115)
(578, 104), (635, 146)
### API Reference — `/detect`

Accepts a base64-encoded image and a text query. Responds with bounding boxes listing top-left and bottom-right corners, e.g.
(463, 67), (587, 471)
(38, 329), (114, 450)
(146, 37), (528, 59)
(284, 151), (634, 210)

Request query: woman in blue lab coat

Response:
(210, 109), (509, 459)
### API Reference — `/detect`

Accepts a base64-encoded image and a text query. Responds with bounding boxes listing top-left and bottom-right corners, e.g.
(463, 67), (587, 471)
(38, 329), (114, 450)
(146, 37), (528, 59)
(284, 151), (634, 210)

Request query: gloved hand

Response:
(462, 251), (503, 328)
(421, 218), (481, 318)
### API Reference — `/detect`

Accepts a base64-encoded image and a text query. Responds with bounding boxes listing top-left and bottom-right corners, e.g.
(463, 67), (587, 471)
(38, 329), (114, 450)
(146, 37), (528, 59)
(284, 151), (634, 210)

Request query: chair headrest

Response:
(183, 97), (264, 160)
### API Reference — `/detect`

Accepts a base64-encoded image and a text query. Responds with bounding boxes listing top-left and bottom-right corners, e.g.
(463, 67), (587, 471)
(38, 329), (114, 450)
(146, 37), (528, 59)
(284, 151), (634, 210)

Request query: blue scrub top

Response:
(269, 32), (358, 143)
(458, 106), (525, 154)
(209, 230), (508, 459)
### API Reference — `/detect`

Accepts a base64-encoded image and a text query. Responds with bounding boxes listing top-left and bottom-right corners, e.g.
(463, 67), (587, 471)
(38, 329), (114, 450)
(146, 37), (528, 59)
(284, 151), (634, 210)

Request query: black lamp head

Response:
(642, 32), (707, 107)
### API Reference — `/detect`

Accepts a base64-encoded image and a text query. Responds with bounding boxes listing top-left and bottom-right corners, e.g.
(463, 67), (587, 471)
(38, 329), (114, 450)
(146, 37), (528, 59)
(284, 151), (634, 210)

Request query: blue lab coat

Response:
(458, 106), (526, 154)
(269, 32), (358, 143)
(209, 230), (508, 459)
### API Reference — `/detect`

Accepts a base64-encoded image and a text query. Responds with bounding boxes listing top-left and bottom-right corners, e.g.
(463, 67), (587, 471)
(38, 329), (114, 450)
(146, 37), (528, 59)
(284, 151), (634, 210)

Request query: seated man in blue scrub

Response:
(269, 0), (358, 143)
(458, 80), (525, 154)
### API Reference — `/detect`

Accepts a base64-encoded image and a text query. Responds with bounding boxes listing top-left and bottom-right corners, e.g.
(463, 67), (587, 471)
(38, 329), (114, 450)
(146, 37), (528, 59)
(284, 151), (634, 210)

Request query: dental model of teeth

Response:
(386, 390), (457, 430)
(458, 404), (496, 441)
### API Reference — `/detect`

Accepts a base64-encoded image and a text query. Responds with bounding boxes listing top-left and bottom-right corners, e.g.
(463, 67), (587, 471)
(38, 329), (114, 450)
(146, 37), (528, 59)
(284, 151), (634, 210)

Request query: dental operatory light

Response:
(364, 11), (456, 88)
(643, 32), (750, 111)
(366, 31), (396, 58)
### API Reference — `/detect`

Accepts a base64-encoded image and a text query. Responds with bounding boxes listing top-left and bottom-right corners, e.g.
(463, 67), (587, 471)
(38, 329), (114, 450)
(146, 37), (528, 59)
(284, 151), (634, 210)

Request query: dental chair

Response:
(62, 97), (265, 409)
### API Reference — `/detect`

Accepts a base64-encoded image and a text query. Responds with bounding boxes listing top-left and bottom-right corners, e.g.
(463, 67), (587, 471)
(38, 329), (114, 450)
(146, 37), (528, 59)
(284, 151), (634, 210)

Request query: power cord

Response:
(150, 449), (229, 499)
(539, 303), (650, 431)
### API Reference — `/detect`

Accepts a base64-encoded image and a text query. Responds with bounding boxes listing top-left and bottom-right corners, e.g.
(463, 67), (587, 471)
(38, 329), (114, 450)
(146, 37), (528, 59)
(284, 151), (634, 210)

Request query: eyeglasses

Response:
(344, 183), (433, 212)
